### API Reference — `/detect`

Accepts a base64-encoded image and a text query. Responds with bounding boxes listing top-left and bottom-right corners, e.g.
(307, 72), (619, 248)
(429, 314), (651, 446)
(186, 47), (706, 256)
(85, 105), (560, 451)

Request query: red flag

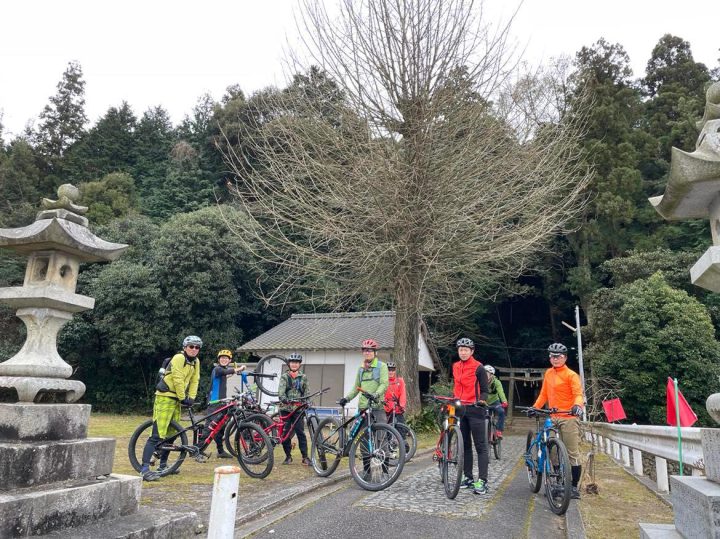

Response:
(602, 398), (626, 422)
(666, 378), (698, 427)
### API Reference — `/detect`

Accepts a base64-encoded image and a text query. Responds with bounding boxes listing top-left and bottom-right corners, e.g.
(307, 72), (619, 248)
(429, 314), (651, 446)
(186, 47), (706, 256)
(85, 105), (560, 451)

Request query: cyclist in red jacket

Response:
(452, 337), (489, 495)
(384, 362), (407, 423)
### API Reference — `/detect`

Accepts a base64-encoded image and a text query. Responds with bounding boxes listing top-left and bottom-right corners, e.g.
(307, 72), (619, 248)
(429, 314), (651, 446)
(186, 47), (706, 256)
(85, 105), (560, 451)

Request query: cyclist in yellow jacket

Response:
(532, 343), (584, 499)
(140, 335), (202, 481)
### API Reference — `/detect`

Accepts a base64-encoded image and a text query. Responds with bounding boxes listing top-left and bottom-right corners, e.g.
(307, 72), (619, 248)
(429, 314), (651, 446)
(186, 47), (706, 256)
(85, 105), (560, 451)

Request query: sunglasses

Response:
(362, 349), (375, 353)
(186, 345), (201, 350)
(549, 353), (563, 358)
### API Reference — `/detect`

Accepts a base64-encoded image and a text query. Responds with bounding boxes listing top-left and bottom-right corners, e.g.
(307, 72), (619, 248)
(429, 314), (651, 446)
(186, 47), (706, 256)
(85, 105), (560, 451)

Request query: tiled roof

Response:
(238, 311), (396, 351)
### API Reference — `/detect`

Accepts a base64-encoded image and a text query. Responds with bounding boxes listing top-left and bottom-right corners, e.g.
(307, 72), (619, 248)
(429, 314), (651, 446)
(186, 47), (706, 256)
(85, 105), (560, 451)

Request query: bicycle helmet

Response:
(182, 335), (203, 348)
(288, 352), (303, 363)
(456, 337), (474, 349)
(484, 365), (495, 375)
(217, 349), (233, 359)
(361, 338), (379, 349)
(548, 343), (567, 355)
(387, 361), (396, 369)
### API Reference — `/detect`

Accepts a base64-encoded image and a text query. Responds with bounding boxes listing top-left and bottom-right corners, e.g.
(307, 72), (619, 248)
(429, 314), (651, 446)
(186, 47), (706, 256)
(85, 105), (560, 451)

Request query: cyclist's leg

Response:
(371, 409), (387, 424)
(141, 396), (177, 469)
(468, 408), (489, 484)
(158, 398), (181, 467)
(295, 415), (309, 460)
(492, 403), (506, 432)
(395, 413), (406, 424)
(459, 414), (474, 482)
(558, 418), (582, 496)
(281, 410), (295, 462)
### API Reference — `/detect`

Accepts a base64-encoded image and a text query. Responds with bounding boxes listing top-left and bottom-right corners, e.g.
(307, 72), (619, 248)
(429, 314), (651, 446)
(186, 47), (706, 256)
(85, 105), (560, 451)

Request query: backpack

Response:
(155, 356), (173, 392)
(359, 361), (383, 383)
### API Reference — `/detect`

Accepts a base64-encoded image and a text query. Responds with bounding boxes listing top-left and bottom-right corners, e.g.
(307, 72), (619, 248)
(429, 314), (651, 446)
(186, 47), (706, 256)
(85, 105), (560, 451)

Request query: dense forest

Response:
(1, 33), (719, 424)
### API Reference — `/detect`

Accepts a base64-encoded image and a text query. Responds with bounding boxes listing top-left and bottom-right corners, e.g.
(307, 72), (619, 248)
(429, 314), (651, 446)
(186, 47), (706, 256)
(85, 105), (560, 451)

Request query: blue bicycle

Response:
(518, 406), (572, 515)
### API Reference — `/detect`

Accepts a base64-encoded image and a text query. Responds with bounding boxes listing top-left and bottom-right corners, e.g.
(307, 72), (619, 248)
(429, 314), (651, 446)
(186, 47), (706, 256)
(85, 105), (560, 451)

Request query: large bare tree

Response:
(222, 0), (591, 411)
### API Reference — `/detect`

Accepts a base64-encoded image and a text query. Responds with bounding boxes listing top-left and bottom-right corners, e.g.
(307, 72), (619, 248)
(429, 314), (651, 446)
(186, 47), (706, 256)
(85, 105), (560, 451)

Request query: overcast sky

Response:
(1, 0), (718, 139)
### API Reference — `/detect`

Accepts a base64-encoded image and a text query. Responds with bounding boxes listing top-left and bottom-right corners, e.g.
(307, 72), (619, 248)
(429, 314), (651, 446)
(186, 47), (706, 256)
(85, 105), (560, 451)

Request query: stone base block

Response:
(702, 428), (720, 482)
(671, 475), (720, 539)
(0, 403), (90, 441)
(0, 438), (114, 490)
(0, 473), (141, 538)
(0, 376), (85, 403)
(639, 523), (683, 538)
(691, 246), (720, 293)
(42, 506), (201, 538)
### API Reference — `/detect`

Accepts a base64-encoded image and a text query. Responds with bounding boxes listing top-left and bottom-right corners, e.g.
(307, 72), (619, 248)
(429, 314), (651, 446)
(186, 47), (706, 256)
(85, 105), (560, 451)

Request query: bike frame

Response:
(526, 415), (556, 474)
(157, 399), (238, 453)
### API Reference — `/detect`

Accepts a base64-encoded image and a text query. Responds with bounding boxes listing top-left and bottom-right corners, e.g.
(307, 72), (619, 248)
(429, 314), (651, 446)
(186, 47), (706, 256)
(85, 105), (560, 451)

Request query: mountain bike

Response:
(128, 397), (274, 479)
(253, 354), (289, 397)
(487, 406), (502, 460)
(234, 387), (330, 451)
(518, 406), (573, 515)
(386, 395), (417, 462)
(310, 390), (405, 491)
(426, 395), (464, 499)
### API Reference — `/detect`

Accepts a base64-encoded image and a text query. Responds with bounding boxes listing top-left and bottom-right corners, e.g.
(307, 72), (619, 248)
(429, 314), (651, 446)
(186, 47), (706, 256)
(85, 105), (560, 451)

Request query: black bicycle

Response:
(310, 390), (406, 491)
(128, 397), (274, 479)
(487, 406), (502, 460)
(386, 395), (417, 462)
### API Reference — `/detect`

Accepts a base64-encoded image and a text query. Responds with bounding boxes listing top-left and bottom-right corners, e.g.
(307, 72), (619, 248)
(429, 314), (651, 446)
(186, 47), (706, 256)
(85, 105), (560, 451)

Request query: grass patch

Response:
(579, 449), (673, 538)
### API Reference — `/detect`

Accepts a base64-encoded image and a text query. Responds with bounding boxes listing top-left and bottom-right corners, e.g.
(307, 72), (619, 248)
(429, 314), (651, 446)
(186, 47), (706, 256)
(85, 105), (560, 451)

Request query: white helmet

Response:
(484, 365), (496, 375)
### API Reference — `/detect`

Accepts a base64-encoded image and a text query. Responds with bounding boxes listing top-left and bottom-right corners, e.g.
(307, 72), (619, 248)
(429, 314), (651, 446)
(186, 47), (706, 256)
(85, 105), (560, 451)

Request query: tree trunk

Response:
(393, 279), (422, 414)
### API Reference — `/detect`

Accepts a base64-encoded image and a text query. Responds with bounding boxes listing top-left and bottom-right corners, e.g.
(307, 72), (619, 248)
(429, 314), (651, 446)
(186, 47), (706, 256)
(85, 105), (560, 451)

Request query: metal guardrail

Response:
(585, 422), (706, 493)
(588, 422), (704, 468)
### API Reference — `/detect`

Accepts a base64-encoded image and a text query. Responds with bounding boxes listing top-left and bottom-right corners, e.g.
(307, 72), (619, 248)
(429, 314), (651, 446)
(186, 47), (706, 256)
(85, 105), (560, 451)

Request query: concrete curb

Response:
(565, 499), (586, 539)
(235, 446), (436, 526)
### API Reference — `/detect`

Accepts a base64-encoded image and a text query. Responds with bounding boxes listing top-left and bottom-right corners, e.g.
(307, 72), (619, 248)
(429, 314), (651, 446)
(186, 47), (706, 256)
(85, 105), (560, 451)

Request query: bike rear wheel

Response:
(128, 419), (188, 476)
(525, 430), (542, 493)
(348, 423), (405, 491)
(394, 422), (417, 462)
(443, 425), (464, 499)
(310, 417), (343, 477)
(234, 422), (274, 479)
(487, 418), (501, 460)
(544, 437), (572, 515)
(254, 354), (288, 397)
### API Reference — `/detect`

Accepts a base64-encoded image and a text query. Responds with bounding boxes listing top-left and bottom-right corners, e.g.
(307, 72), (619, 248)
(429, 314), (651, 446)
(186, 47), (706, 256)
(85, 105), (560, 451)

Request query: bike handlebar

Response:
(423, 394), (487, 407)
(516, 406), (574, 415)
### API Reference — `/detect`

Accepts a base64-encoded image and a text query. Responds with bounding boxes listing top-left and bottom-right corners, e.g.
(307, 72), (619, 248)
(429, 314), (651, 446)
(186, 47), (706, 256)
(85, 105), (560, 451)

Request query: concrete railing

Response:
(586, 422), (705, 493)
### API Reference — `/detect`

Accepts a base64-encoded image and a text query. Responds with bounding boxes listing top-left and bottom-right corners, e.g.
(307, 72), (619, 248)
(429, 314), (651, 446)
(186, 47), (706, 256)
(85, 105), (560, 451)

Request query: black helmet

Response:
(456, 337), (474, 349)
(387, 362), (396, 369)
(548, 343), (567, 354)
(288, 352), (303, 363)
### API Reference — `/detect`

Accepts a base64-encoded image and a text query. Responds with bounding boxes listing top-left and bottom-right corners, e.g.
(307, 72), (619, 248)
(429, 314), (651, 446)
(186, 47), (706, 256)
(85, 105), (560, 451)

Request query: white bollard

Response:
(207, 465), (242, 539)
(655, 456), (669, 493)
(633, 449), (643, 476)
(621, 445), (630, 467)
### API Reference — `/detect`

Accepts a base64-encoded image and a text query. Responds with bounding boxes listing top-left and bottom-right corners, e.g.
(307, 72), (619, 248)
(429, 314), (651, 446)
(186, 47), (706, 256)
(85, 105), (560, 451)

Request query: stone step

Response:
(0, 437), (114, 489)
(0, 473), (141, 538)
(639, 523), (684, 538)
(40, 506), (201, 539)
(671, 475), (720, 539)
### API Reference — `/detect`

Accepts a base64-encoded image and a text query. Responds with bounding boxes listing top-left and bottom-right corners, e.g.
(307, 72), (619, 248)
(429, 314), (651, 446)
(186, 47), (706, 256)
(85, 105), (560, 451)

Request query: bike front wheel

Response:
(442, 424), (464, 499)
(394, 422), (417, 462)
(310, 417), (344, 477)
(544, 437), (571, 515)
(128, 419), (188, 476)
(254, 354), (288, 397)
(348, 423), (405, 491)
(234, 421), (274, 479)
(525, 430), (542, 493)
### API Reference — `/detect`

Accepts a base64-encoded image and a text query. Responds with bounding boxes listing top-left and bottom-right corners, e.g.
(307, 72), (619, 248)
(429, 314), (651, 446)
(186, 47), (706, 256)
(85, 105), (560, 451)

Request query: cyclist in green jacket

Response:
(278, 352), (311, 465)
(338, 338), (389, 423)
(484, 365), (508, 438)
(140, 335), (202, 481)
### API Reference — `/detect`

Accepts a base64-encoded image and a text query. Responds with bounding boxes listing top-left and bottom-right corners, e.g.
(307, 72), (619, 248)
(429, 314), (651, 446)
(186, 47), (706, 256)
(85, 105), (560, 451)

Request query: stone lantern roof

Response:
(649, 83), (720, 221)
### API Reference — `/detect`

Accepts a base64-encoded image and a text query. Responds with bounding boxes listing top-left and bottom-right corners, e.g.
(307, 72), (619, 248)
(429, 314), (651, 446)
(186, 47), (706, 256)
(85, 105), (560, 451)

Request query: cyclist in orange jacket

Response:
(532, 342), (584, 499)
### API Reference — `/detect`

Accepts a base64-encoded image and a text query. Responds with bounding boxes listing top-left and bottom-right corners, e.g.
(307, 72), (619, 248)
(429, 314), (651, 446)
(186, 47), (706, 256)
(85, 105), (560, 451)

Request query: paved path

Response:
(235, 434), (578, 539)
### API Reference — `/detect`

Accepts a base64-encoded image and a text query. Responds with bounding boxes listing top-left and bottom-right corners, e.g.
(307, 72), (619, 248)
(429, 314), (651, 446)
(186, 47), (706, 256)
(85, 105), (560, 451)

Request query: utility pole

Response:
(562, 305), (587, 421)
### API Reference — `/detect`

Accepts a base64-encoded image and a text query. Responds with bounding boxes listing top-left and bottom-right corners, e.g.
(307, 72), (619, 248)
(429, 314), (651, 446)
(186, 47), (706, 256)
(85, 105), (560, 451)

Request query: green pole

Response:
(674, 378), (684, 476)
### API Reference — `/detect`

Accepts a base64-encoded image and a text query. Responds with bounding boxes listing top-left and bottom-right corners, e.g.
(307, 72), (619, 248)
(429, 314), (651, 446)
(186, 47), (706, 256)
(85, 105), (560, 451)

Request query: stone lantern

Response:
(0, 184), (127, 402)
(641, 82), (720, 538)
